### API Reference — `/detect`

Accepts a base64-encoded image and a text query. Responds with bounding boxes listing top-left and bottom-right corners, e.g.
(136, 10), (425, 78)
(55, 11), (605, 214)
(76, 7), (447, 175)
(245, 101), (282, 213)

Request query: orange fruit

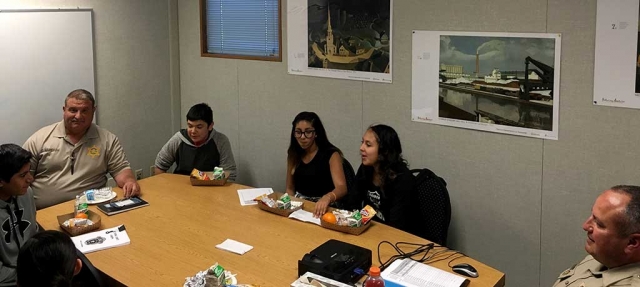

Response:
(321, 212), (337, 224)
(75, 213), (88, 219)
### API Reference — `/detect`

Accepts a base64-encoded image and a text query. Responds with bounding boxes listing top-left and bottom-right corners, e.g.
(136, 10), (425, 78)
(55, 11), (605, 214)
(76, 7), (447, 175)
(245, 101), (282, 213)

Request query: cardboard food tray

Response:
(190, 171), (230, 186)
(57, 210), (102, 236)
(257, 192), (304, 217)
(320, 219), (372, 235)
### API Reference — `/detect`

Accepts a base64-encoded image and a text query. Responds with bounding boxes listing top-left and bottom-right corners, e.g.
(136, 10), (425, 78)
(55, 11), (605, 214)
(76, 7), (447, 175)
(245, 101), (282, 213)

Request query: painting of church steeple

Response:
(324, 6), (336, 56)
(307, 0), (391, 74)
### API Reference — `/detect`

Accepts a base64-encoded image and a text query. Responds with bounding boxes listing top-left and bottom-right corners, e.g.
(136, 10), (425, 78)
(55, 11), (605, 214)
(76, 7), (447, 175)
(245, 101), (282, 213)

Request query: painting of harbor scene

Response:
(286, 0), (392, 83)
(412, 31), (561, 139)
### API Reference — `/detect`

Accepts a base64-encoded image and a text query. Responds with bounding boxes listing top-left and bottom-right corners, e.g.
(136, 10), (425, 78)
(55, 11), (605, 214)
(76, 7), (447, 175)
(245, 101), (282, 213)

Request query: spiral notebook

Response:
(97, 196), (149, 215)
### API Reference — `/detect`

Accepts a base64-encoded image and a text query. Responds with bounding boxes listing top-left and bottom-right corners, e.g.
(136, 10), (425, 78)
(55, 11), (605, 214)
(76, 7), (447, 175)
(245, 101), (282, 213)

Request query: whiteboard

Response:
(0, 10), (95, 145)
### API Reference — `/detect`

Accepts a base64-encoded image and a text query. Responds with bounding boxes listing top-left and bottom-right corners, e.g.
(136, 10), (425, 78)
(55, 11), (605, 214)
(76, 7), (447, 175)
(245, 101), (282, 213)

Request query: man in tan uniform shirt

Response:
(553, 185), (640, 287)
(23, 89), (140, 209)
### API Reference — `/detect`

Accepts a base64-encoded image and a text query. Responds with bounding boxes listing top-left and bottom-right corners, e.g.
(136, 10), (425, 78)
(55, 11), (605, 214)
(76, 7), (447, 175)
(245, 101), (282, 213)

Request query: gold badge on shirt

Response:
(87, 145), (100, 158)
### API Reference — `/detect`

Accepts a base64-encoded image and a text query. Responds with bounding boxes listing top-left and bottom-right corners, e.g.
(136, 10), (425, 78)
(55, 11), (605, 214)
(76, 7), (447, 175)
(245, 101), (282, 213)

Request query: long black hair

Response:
(287, 111), (341, 172)
(368, 124), (408, 186)
(17, 230), (78, 287)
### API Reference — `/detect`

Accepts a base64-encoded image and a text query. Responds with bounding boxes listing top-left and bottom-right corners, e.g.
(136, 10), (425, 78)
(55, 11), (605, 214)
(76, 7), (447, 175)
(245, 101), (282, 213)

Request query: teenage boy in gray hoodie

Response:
(0, 144), (39, 286)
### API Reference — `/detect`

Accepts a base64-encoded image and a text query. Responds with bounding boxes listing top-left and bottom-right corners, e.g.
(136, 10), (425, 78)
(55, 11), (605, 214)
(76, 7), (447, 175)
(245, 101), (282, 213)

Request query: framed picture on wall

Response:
(593, 0), (640, 109)
(411, 31), (561, 140)
(287, 0), (393, 83)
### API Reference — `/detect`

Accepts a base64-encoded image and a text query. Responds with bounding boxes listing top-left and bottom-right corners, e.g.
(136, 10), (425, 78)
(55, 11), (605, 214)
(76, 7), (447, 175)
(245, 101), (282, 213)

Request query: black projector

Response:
(298, 239), (372, 284)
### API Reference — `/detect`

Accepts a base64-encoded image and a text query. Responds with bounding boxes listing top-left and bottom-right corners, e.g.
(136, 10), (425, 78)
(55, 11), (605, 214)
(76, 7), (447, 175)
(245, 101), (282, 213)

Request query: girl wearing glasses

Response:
(349, 124), (418, 234)
(286, 112), (347, 217)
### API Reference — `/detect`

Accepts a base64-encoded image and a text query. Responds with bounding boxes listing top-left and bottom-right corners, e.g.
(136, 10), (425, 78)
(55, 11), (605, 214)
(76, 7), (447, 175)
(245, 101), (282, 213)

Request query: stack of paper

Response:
(215, 239), (253, 255)
(72, 225), (130, 254)
(381, 258), (468, 287)
(237, 188), (274, 206)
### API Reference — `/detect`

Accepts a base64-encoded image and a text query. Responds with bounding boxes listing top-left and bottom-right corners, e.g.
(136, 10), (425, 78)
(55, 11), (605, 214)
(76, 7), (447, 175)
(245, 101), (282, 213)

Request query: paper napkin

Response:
(215, 239), (253, 255)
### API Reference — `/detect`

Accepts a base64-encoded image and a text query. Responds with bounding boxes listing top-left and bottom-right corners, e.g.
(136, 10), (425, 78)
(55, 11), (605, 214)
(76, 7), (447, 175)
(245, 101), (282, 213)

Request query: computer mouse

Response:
(452, 263), (478, 278)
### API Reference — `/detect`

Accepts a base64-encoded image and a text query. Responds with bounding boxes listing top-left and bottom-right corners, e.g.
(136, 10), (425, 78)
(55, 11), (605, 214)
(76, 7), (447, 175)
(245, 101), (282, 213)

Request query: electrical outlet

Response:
(135, 169), (143, 180)
(150, 165), (155, 176)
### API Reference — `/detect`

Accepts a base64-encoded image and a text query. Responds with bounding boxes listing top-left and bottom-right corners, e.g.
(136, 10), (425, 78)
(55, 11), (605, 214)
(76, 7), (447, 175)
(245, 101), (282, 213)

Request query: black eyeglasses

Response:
(294, 130), (316, 138)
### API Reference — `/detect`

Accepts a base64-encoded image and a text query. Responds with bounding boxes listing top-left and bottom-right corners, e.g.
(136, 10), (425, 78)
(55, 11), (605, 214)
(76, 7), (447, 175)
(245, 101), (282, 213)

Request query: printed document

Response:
(237, 188), (274, 206)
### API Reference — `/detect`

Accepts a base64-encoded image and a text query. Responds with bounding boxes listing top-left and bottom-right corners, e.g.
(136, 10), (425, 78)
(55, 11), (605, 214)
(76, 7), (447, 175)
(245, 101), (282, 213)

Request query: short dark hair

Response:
(0, 144), (32, 183)
(187, 103), (213, 125)
(65, 89), (95, 107)
(17, 230), (78, 287)
(610, 185), (640, 236)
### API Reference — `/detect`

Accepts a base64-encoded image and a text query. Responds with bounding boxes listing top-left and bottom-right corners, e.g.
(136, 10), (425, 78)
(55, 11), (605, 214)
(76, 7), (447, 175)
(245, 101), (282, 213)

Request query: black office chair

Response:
(73, 249), (107, 287)
(411, 168), (451, 246)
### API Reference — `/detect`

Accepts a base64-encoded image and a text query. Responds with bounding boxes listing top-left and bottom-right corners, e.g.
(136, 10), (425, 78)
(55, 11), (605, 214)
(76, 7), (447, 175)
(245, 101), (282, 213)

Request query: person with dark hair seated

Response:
(17, 230), (81, 287)
(155, 103), (237, 181)
(0, 144), (39, 286)
(285, 112), (347, 217)
(348, 124), (419, 235)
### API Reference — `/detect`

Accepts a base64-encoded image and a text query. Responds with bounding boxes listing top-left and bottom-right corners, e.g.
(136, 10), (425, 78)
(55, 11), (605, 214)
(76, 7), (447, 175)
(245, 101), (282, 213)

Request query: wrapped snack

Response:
(290, 201), (303, 208)
(93, 187), (113, 200)
(212, 167), (225, 180)
(333, 210), (352, 226)
(257, 194), (276, 208)
(190, 168), (211, 180)
(184, 270), (207, 287)
(63, 218), (94, 228)
(276, 193), (291, 210)
(360, 205), (376, 225)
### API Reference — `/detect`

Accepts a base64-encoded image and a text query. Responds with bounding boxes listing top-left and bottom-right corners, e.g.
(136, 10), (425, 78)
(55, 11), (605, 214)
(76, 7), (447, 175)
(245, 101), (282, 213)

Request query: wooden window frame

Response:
(199, 0), (282, 62)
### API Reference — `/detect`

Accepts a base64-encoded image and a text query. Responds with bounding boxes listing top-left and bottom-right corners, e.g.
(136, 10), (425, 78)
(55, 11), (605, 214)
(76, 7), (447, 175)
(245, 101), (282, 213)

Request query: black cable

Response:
(377, 240), (470, 272)
(376, 241), (435, 271)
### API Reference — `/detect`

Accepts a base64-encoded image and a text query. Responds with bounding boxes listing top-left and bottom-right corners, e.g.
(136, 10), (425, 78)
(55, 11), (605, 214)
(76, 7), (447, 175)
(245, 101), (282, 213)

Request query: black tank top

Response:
(293, 148), (336, 198)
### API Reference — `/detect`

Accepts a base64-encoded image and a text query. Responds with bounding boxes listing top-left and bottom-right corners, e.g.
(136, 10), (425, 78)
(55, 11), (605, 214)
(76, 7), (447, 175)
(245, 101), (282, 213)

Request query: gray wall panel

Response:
(3, 0), (175, 179)
(175, 1), (639, 286)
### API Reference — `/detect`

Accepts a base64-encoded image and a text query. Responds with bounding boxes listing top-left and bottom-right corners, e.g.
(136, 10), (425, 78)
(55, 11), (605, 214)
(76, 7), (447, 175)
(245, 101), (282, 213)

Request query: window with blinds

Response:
(200, 0), (281, 61)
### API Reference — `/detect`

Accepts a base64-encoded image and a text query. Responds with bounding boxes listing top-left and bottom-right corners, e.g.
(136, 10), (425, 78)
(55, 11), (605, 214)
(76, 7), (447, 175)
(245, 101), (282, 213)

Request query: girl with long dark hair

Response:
(352, 124), (418, 234)
(286, 112), (347, 217)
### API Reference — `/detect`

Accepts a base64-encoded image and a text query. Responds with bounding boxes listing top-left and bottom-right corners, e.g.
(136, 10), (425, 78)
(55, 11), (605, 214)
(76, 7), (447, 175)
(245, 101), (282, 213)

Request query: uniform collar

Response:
(589, 257), (640, 286)
(52, 121), (99, 140)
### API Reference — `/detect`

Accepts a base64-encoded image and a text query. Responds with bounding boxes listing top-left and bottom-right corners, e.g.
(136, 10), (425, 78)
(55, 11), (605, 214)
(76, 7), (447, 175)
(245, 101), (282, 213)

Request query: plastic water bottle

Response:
(364, 266), (385, 287)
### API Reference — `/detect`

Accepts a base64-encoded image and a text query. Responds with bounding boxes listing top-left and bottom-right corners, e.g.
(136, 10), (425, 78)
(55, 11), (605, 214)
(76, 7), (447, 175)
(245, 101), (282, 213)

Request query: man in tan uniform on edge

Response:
(23, 89), (140, 209)
(553, 185), (640, 287)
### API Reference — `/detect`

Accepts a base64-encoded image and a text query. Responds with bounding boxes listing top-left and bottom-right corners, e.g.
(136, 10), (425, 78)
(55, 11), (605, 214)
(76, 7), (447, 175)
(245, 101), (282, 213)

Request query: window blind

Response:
(206, 0), (279, 57)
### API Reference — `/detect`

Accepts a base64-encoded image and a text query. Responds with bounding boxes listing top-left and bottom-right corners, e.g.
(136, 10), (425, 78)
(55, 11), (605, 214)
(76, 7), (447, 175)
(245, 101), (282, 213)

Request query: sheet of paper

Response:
(215, 239), (253, 255)
(381, 258), (468, 287)
(72, 225), (130, 254)
(288, 209), (321, 225)
(291, 272), (355, 287)
(237, 188), (273, 206)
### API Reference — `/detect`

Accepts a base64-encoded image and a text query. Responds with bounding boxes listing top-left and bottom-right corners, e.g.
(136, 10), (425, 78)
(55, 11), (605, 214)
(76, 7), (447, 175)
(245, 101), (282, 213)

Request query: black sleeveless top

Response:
(293, 148), (336, 197)
(174, 130), (221, 175)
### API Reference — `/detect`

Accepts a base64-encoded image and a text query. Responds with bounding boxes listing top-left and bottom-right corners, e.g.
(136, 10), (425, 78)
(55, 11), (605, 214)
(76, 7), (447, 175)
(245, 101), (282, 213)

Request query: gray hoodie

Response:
(0, 187), (39, 286)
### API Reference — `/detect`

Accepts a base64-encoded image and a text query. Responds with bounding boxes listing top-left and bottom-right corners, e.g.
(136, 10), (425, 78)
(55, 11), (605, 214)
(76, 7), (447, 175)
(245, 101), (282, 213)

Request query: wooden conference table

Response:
(37, 173), (505, 287)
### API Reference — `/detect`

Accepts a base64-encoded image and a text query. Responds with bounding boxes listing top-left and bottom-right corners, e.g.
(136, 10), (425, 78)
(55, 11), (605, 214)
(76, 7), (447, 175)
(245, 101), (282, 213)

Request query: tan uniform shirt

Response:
(23, 121), (131, 209)
(553, 255), (640, 287)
